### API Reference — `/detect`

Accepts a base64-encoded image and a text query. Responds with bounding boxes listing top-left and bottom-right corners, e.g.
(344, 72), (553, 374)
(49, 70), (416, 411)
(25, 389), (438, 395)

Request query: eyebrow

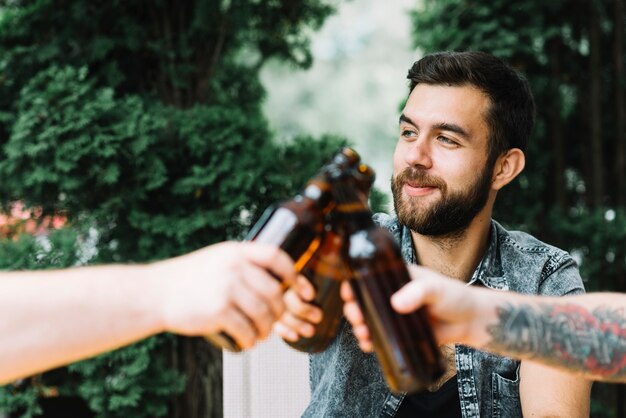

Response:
(399, 113), (415, 126)
(433, 122), (470, 140)
(399, 113), (470, 140)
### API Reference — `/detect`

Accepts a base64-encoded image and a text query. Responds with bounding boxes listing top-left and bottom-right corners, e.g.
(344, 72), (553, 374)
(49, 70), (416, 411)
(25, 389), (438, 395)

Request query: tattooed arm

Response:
(342, 265), (626, 383)
(485, 296), (625, 382)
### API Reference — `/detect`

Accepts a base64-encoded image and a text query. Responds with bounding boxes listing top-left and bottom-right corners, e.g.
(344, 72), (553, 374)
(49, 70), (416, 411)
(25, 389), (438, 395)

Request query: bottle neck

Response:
(300, 179), (333, 211)
(338, 209), (374, 232)
(333, 180), (374, 232)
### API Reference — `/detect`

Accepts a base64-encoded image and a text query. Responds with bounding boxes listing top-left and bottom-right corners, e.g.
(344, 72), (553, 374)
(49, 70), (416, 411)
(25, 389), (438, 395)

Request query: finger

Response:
(352, 323), (370, 341)
(293, 275), (315, 302)
(344, 301), (372, 351)
(352, 324), (373, 352)
(277, 312), (315, 338)
(274, 321), (299, 342)
(391, 279), (433, 313)
(232, 284), (274, 340)
(243, 242), (297, 287)
(219, 308), (258, 350)
(242, 264), (285, 320)
(340, 281), (355, 303)
(359, 339), (374, 352)
(343, 300), (365, 327)
(285, 288), (322, 324)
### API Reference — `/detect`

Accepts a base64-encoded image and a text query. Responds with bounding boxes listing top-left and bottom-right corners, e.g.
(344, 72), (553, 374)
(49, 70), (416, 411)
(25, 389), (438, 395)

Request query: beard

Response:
(391, 165), (492, 238)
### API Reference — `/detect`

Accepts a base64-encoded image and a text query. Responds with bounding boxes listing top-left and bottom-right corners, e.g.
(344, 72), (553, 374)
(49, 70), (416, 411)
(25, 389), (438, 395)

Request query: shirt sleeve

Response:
(538, 254), (586, 296)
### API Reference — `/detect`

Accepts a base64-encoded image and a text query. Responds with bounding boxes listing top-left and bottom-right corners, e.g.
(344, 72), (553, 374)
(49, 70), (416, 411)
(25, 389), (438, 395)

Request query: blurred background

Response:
(0, 0), (624, 417)
(261, 0), (417, 195)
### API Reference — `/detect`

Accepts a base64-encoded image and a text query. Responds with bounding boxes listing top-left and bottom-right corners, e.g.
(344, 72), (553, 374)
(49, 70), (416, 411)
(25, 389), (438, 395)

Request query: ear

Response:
(491, 148), (525, 191)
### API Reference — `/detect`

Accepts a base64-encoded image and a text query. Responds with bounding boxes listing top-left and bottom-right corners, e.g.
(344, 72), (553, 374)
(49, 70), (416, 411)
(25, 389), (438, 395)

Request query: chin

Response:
(403, 196), (437, 212)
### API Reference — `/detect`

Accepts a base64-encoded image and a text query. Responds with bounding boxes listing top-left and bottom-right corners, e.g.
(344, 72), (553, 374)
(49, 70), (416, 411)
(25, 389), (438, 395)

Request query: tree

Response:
(0, 1), (346, 417)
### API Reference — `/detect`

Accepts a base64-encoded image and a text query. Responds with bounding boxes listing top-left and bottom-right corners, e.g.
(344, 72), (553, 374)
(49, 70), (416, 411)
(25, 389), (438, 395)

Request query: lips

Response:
(392, 167), (446, 199)
(403, 183), (438, 197)
(405, 181), (436, 188)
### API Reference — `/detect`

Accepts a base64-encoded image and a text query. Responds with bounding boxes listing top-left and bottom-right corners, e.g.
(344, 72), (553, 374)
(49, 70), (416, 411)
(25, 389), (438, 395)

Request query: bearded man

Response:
(277, 51), (591, 418)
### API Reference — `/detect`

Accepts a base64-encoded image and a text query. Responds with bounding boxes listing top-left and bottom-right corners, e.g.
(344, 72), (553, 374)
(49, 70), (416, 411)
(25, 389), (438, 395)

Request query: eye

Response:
(437, 135), (458, 146)
(401, 129), (418, 140)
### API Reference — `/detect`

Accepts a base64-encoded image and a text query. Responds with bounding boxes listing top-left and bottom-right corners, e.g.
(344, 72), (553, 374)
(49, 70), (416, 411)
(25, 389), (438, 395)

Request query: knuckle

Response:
(260, 244), (281, 266)
(295, 276), (311, 292)
(284, 313), (303, 330)
(250, 300), (270, 318)
(265, 279), (283, 299)
(284, 290), (302, 309)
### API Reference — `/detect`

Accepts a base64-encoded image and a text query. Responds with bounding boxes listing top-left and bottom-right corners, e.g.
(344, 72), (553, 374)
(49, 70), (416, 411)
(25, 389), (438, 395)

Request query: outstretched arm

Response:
(0, 241), (295, 384)
(343, 265), (626, 383)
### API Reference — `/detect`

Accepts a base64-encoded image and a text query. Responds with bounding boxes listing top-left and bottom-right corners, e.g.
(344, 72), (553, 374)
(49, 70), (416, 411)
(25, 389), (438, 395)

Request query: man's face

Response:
(391, 83), (494, 237)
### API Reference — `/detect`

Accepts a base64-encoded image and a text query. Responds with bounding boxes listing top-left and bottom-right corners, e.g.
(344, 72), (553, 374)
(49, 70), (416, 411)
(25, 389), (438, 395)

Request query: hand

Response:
(342, 265), (494, 351)
(340, 281), (373, 352)
(273, 275), (323, 342)
(153, 241), (297, 350)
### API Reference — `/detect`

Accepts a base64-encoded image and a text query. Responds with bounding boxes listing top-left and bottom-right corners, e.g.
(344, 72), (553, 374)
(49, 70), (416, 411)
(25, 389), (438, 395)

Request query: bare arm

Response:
(343, 265), (626, 383)
(519, 361), (591, 417)
(0, 241), (295, 384)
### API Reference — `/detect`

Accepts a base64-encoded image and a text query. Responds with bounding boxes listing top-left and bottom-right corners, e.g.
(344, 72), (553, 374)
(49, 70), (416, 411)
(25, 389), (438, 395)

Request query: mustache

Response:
(393, 167), (447, 190)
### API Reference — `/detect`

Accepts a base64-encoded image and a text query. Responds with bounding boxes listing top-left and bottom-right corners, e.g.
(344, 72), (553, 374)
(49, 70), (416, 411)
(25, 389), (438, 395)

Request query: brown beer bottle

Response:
(287, 163), (376, 353)
(205, 147), (360, 351)
(332, 165), (445, 393)
(285, 219), (347, 352)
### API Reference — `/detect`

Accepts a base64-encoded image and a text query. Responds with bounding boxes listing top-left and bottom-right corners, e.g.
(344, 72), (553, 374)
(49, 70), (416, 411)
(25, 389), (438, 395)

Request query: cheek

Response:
(448, 161), (488, 192)
(434, 153), (478, 188)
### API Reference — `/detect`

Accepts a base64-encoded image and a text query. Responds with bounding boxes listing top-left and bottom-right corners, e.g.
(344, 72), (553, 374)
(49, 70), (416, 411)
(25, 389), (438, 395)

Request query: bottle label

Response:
(348, 230), (377, 258)
(253, 207), (298, 246)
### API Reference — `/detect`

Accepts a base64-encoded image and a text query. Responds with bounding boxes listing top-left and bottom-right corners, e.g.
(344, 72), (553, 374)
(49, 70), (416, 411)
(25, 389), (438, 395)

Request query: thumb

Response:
(242, 242), (297, 287)
(391, 280), (430, 313)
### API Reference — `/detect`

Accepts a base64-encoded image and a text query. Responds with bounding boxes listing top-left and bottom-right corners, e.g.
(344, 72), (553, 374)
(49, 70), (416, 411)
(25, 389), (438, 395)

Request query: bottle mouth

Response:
(325, 164), (349, 181)
(331, 147), (360, 168)
(354, 163), (376, 186)
(341, 147), (360, 161)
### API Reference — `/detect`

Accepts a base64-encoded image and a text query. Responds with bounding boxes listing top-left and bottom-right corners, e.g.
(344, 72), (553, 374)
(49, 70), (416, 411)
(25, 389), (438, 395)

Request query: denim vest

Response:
(304, 214), (585, 418)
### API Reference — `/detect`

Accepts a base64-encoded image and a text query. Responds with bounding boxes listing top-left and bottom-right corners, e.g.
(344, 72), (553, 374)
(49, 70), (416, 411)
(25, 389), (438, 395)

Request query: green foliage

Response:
(411, 1), (567, 61)
(264, 134), (349, 199)
(0, 228), (80, 270)
(0, 0), (343, 416)
(66, 336), (186, 418)
(547, 208), (626, 292)
(369, 187), (389, 215)
(1, 65), (166, 213)
(0, 228), (78, 417)
(0, 383), (41, 418)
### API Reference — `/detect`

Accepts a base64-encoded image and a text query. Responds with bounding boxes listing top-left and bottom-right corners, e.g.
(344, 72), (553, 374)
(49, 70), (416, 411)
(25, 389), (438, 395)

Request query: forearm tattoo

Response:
(486, 302), (626, 380)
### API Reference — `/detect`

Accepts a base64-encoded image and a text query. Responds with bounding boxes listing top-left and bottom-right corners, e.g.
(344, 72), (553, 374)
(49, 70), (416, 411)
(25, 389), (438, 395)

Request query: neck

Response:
(410, 207), (493, 282)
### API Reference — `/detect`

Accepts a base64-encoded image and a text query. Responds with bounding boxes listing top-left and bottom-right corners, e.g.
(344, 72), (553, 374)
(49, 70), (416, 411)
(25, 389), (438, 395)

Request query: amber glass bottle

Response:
(285, 218), (347, 352)
(205, 147), (360, 351)
(333, 167), (445, 393)
(287, 163), (376, 353)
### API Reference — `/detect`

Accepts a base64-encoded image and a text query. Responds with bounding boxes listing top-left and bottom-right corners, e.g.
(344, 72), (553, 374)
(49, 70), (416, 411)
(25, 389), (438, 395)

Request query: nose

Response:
(404, 137), (433, 169)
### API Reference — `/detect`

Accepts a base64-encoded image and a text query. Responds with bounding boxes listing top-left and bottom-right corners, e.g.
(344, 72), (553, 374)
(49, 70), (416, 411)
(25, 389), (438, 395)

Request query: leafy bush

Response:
(0, 1), (346, 416)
